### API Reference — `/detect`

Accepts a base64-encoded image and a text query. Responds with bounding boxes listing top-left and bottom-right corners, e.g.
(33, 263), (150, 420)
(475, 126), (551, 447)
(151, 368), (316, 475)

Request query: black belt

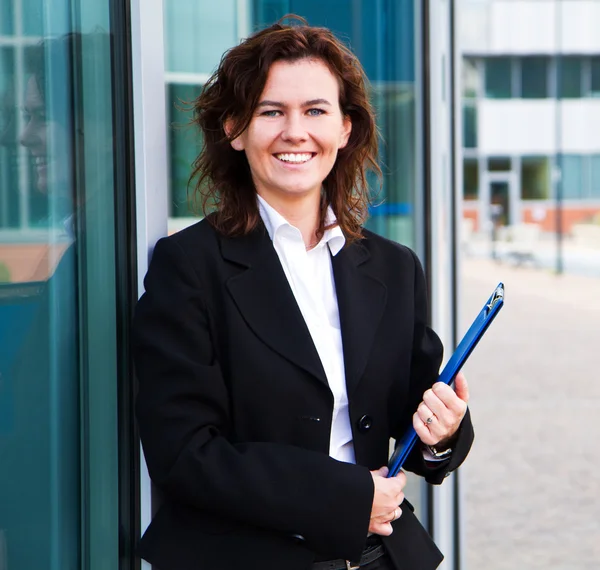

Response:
(311, 544), (385, 570)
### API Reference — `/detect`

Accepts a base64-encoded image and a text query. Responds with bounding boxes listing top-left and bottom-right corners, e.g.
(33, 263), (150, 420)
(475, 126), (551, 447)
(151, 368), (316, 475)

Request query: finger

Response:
(417, 401), (435, 425)
(370, 465), (389, 478)
(422, 389), (452, 423)
(453, 372), (470, 403)
(413, 412), (437, 445)
(370, 522), (393, 536)
(431, 383), (467, 417)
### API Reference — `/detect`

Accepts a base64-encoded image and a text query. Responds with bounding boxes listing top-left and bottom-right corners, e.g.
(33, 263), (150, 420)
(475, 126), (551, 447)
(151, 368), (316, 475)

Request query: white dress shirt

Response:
(257, 195), (356, 464)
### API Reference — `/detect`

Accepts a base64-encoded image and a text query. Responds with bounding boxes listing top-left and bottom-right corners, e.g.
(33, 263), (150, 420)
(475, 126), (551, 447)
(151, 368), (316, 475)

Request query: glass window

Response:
(488, 156), (511, 171)
(167, 83), (201, 218)
(560, 155), (584, 199)
(463, 159), (479, 200)
(521, 57), (548, 98)
(484, 57), (512, 99)
(463, 101), (477, 149)
(462, 57), (480, 98)
(521, 156), (550, 200)
(165, 1), (240, 75)
(591, 57), (600, 98)
(558, 57), (583, 99)
(591, 155), (600, 198)
(0, 4), (124, 569)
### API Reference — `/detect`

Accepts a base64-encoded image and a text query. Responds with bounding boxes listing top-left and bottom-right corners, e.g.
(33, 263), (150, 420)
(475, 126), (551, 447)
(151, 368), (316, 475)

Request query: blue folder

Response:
(387, 282), (505, 477)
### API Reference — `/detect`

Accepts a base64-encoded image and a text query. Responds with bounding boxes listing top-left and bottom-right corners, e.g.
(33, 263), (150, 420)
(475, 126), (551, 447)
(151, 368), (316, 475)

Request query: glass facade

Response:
(0, 0), (129, 568)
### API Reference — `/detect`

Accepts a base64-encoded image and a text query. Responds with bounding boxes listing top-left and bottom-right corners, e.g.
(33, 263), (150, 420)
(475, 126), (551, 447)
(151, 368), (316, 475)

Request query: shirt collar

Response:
(257, 194), (346, 256)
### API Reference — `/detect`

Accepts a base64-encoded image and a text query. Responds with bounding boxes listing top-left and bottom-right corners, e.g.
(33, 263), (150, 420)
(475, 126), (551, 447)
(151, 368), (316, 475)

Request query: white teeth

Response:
(275, 153), (313, 163)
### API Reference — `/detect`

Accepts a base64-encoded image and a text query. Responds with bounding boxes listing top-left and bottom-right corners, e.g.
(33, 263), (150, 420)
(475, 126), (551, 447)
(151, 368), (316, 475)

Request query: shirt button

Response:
(357, 415), (373, 433)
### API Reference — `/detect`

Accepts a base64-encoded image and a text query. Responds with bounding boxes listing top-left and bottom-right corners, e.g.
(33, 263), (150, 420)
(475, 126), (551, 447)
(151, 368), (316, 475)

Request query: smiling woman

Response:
(134, 15), (473, 570)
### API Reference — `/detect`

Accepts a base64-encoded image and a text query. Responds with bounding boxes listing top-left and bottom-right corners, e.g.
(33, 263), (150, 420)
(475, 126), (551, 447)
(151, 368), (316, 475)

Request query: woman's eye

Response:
(307, 108), (325, 116)
(261, 110), (281, 117)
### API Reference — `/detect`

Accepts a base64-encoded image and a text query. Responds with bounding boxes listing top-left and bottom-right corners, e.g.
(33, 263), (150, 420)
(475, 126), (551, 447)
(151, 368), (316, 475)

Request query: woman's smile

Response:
(273, 152), (315, 164)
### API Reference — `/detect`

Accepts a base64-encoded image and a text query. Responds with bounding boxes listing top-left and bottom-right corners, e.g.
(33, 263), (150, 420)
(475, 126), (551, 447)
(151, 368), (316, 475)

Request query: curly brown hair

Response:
(189, 15), (381, 242)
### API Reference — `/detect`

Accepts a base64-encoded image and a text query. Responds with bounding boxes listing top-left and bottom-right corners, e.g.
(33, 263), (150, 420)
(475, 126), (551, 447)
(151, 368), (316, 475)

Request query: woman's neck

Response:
(258, 190), (321, 249)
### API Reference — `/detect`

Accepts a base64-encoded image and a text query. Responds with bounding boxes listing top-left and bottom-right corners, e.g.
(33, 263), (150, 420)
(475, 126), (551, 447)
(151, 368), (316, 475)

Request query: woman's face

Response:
(230, 58), (352, 204)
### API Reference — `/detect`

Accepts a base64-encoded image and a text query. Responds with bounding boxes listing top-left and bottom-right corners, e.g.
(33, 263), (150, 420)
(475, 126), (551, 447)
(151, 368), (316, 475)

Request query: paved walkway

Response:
(459, 258), (600, 570)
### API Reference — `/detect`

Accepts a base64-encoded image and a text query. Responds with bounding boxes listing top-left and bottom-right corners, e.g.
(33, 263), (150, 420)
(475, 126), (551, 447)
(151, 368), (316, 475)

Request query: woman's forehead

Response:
(260, 58), (341, 101)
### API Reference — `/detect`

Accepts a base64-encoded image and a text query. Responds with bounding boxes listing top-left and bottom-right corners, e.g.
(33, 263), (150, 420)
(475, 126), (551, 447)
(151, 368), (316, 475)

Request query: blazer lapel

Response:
(220, 228), (328, 387)
(331, 241), (387, 396)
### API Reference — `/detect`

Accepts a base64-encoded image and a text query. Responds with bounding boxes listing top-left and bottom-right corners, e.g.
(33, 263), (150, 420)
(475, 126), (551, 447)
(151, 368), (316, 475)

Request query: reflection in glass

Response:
(0, 21), (120, 570)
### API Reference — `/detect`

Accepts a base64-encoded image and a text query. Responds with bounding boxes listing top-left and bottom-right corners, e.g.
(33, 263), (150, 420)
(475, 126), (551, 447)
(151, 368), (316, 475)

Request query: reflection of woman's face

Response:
(19, 76), (70, 194)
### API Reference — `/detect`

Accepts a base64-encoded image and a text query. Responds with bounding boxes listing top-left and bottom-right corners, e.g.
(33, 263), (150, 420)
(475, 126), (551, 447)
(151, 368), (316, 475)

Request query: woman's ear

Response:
(339, 115), (352, 149)
(224, 118), (245, 151)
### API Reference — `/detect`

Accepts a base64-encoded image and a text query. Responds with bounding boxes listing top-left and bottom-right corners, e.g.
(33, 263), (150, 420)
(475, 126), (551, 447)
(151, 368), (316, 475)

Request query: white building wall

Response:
(461, 0), (600, 55)
(478, 100), (600, 154)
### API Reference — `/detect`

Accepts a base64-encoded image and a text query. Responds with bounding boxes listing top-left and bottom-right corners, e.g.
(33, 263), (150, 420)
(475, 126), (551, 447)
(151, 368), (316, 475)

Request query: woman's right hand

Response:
(369, 466), (406, 535)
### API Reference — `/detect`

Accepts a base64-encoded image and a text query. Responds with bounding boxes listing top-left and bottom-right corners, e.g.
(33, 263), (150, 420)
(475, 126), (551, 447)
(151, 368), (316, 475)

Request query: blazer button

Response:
(357, 415), (373, 433)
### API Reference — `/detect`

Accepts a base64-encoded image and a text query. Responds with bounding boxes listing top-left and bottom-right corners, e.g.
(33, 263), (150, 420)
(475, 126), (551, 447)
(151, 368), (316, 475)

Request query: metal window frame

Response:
(129, 1), (169, 568)
(425, 0), (461, 568)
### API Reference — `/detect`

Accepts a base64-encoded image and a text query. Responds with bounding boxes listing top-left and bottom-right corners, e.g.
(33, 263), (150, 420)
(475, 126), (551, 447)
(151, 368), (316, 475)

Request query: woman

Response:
(133, 16), (474, 570)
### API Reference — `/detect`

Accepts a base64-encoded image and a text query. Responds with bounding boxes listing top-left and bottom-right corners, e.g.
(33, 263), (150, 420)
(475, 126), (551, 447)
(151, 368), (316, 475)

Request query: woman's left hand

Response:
(413, 372), (469, 447)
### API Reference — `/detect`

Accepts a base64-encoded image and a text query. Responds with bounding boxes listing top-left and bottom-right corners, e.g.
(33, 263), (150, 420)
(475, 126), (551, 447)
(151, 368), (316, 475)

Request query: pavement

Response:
(464, 234), (600, 279)
(459, 257), (600, 570)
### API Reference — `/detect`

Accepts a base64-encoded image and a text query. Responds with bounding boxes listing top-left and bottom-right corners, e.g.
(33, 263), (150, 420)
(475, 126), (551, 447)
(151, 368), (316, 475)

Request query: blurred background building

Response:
(460, 0), (600, 274)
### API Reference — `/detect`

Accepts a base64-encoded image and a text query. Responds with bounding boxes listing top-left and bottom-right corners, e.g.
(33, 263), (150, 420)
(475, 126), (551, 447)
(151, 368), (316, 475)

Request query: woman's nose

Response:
(281, 113), (308, 143)
(19, 120), (36, 148)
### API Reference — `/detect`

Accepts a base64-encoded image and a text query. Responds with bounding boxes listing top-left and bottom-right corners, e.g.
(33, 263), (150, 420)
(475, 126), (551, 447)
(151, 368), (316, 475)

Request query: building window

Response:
(521, 57), (549, 99)
(485, 57), (512, 99)
(590, 155), (600, 198)
(488, 156), (511, 172)
(560, 155), (584, 199)
(521, 156), (550, 200)
(558, 57), (582, 99)
(463, 101), (477, 148)
(591, 57), (600, 98)
(463, 159), (479, 200)
(462, 57), (480, 98)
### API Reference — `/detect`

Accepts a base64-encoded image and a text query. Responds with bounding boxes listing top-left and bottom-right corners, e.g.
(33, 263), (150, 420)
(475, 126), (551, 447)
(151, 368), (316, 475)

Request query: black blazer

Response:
(133, 217), (474, 570)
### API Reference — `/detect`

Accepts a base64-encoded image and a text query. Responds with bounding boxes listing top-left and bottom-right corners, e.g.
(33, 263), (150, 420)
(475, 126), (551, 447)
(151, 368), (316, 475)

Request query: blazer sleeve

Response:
(133, 237), (374, 560)
(395, 249), (474, 484)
